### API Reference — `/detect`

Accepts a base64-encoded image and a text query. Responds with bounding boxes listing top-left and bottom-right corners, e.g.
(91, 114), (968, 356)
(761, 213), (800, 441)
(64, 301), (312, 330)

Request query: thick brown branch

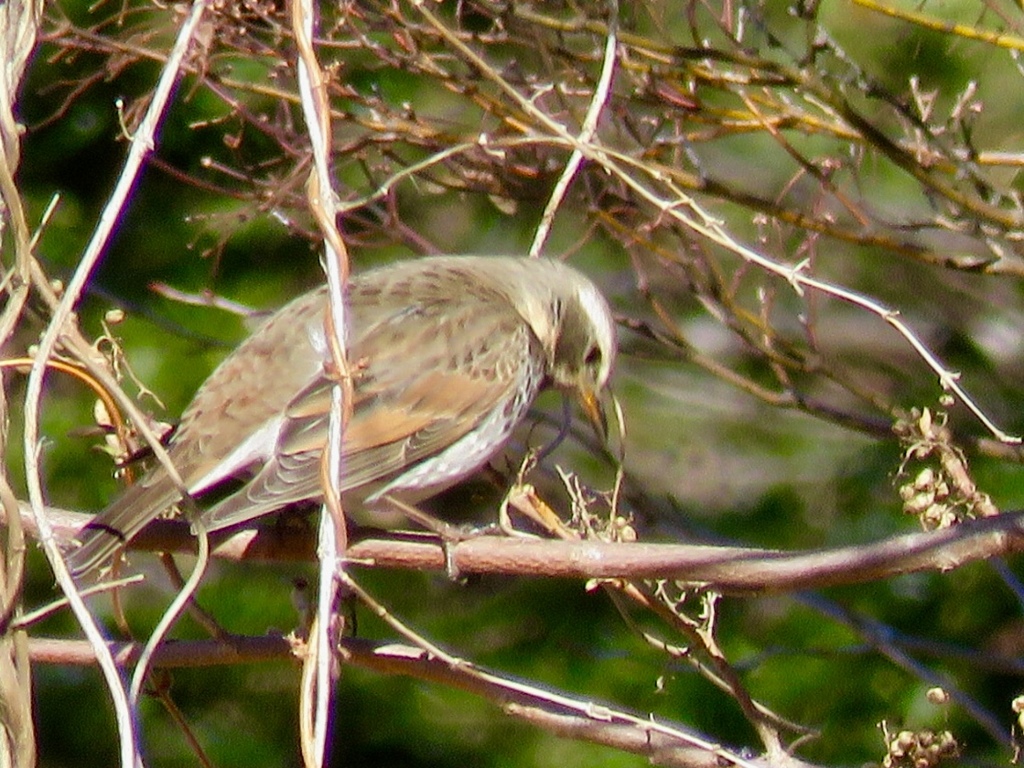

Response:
(22, 503), (1024, 594)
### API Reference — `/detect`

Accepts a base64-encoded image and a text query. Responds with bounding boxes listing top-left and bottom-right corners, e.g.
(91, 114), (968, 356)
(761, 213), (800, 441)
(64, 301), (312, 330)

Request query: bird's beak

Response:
(577, 386), (609, 443)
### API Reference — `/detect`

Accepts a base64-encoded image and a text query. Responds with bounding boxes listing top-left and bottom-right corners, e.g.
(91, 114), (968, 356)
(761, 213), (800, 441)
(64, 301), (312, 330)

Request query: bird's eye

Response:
(584, 345), (601, 366)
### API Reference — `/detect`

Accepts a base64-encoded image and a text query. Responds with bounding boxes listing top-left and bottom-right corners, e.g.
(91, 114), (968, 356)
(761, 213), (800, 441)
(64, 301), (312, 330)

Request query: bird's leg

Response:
(374, 493), (490, 580)
(374, 493), (476, 539)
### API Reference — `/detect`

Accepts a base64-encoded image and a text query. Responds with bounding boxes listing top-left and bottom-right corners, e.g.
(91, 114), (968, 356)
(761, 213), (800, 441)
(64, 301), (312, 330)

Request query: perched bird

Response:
(69, 255), (617, 576)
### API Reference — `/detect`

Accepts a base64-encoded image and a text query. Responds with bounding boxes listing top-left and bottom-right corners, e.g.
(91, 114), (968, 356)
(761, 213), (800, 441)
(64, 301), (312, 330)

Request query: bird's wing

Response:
(66, 289), (329, 576)
(198, 288), (540, 532)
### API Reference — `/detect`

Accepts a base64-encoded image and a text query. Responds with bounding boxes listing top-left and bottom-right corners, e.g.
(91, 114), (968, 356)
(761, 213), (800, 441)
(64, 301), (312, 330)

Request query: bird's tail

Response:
(66, 473), (183, 577)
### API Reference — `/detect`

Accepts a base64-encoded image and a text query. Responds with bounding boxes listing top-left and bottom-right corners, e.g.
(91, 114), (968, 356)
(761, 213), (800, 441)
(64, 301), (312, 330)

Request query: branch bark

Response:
(28, 502), (1024, 594)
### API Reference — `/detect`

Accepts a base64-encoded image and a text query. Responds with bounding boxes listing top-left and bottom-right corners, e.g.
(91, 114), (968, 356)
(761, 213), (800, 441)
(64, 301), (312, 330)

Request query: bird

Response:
(68, 255), (617, 577)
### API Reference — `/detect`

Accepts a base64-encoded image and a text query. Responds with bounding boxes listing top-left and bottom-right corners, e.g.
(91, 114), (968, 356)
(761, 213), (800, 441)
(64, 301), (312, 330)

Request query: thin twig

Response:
(528, 0), (619, 257)
(28, 634), (809, 768)
(411, 2), (1017, 444)
(22, 3), (209, 765)
(337, 573), (772, 768)
(128, 525), (209, 706)
(292, 0), (352, 763)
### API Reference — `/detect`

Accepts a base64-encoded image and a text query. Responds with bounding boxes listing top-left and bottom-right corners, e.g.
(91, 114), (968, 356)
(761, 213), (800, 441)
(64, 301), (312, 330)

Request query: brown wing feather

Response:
(69, 257), (555, 573)
(66, 290), (330, 574)
(198, 282), (536, 532)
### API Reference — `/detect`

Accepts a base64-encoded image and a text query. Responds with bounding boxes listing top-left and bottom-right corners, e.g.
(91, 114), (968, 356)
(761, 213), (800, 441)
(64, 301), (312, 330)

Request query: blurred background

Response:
(6, 0), (1024, 766)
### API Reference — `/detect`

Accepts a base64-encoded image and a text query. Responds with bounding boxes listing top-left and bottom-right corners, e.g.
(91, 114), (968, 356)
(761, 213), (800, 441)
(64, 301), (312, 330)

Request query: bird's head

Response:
(544, 267), (617, 439)
(489, 256), (617, 438)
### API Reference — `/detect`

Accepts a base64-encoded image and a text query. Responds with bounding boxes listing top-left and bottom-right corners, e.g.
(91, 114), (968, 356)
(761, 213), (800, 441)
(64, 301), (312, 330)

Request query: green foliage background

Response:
(7, 1), (1024, 766)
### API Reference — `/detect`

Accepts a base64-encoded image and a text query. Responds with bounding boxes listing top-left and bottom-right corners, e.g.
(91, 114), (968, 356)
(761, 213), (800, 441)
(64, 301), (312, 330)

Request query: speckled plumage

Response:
(68, 256), (616, 576)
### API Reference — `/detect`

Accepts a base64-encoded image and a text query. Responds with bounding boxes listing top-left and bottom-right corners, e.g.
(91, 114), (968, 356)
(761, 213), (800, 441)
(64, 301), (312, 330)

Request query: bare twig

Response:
(21, 3), (210, 764)
(28, 634), (811, 768)
(528, 0), (619, 257)
(291, 0), (352, 763)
